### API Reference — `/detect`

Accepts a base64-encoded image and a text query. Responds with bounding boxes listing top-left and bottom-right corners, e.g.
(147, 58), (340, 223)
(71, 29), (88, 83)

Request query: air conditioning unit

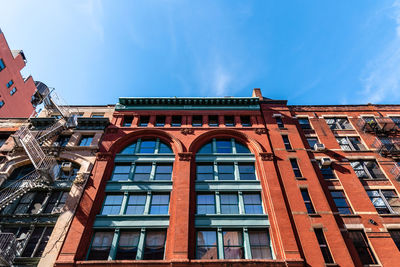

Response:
(321, 158), (332, 166)
(314, 143), (326, 151)
(272, 113), (283, 118)
(61, 162), (72, 172)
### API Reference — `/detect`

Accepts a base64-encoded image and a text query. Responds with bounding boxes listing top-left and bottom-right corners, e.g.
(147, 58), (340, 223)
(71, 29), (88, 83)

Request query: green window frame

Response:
(111, 164), (131, 181)
(125, 194), (147, 215)
(196, 194), (215, 214)
(220, 193), (239, 214)
(116, 231), (140, 260)
(101, 195), (123, 215)
(119, 138), (173, 155)
(243, 193), (263, 214)
(223, 230), (244, 259)
(149, 194), (170, 214)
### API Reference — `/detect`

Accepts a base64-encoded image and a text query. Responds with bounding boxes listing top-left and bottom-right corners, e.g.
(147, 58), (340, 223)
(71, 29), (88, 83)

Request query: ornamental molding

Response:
(96, 152), (113, 161)
(259, 152), (274, 161)
(254, 128), (267, 135)
(181, 128), (194, 135)
(178, 152), (193, 161)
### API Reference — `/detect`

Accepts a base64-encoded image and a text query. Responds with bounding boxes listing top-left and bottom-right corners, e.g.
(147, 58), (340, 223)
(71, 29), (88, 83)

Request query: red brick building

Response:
(0, 28), (37, 118)
(56, 89), (400, 267)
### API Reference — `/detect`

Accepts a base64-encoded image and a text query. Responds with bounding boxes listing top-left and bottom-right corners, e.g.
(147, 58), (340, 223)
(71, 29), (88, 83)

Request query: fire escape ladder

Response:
(36, 118), (67, 143)
(0, 233), (17, 266)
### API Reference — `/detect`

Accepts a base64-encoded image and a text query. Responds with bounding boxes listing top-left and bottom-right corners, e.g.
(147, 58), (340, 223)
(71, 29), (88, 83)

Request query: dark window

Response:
(336, 137), (366, 151)
(79, 135), (94, 146)
(275, 117), (284, 128)
(223, 231), (243, 259)
(133, 164), (152, 181)
(220, 193), (239, 214)
(249, 230), (272, 259)
(22, 227), (53, 257)
(9, 164), (35, 180)
(350, 160), (386, 180)
(87, 231), (114, 260)
(301, 189), (315, 214)
(171, 115), (182, 127)
(319, 162), (335, 180)
(101, 195), (123, 215)
(290, 159), (302, 177)
(123, 116), (133, 127)
(216, 139), (232, 153)
(298, 118), (312, 129)
(155, 115), (166, 127)
(196, 230), (218, 259)
(307, 137), (318, 149)
(125, 194), (146, 214)
(154, 164), (172, 180)
(240, 115), (251, 127)
(9, 87), (17, 95)
(197, 194), (215, 214)
(314, 228), (334, 263)
(24, 192), (47, 214)
(192, 115), (203, 126)
(6, 80), (13, 88)
(143, 230), (166, 260)
(238, 163), (256, 180)
(14, 192), (34, 214)
(0, 134), (9, 148)
(0, 59), (5, 71)
(224, 115), (235, 126)
(44, 191), (68, 213)
(208, 115), (219, 126)
(197, 163), (214, 180)
(325, 117), (352, 130)
(54, 135), (70, 147)
(111, 164), (131, 181)
(116, 231), (140, 260)
(243, 193), (263, 214)
(348, 230), (377, 265)
(149, 194), (169, 214)
(366, 189), (400, 214)
(218, 163), (234, 180)
(330, 191), (352, 214)
(282, 135), (292, 150)
(389, 230), (400, 251)
(139, 116), (150, 126)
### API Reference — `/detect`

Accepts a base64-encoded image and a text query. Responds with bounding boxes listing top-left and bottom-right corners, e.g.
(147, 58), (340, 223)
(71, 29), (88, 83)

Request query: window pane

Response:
(22, 227), (45, 257)
(249, 230), (272, 259)
(88, 232), (114, 260)
(101, 195), (123, 215)
(235, 142), (250, 153)
(198, 142), (212, 154)
(218, 163), (235, 180)
(197, 231), (218, 259)
(223, 231), (243, 259)
(192, 115), (203, 126)
(220, 194), (239, 214)
(197, 194), (215, 214)
(111, 164), (131, 181)
(197, 163), (214, 180)
(348, 230), (377, 265)
(143, 231), (166, 260)
(216, 140), (232, 153)
(154, 164), (172, 180)
(126, 195), (146, 214)
(34, 227), (53, 257)
(150, 194), (170, 214)
(239, 163), (256, 180)
(159, 142), (173, 153)
(120, 143), (136, 154)
(307, 138), (318, 149)
(133, 164), (152, 181)
(139, 140), (156, 153)
(389, 230), (400, 251)
(243, 193), (263, 214)
(116, 231), (140, 260)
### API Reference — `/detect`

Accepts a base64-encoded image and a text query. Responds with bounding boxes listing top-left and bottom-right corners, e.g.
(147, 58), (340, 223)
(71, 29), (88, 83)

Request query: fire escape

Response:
(0, 82), (77, 266)
(357, 116), (400, 180)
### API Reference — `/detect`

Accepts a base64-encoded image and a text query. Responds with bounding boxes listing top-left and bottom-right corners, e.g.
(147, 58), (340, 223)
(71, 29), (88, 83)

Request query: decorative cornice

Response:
(178, 152), (193, 161)
(181, 128), (194, 135)
(259, 152), (274, 161)
(96, 152), (113, 161)
(254, 128), (267, 135)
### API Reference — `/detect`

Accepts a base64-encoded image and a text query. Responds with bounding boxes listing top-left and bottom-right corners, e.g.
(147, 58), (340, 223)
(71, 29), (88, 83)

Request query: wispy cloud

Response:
(360, 0), (400, 103)
(76, 0), (104, 41)
(213, 65), (232, 96)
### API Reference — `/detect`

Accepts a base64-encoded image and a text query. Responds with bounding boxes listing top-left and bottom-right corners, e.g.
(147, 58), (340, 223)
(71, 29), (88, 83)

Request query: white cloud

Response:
(213, 65), (231, 96)
(360, 0), (400, 103)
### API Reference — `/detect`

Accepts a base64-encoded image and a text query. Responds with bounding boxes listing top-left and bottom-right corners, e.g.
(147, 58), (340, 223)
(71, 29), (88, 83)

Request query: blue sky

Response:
(1, 0), (400, 105)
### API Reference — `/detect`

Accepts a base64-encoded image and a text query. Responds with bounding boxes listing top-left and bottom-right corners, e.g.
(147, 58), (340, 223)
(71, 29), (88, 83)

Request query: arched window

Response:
(197, 139), (251, 154)
(119, 138), (173, 155)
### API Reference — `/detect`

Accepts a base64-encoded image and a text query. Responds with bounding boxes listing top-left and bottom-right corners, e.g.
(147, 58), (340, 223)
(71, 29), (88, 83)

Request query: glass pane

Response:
(154, 164), (172, 180)
(143, 231), (166, 260)
(120, 143), (136, 154)
(223, 231), (243, 259)
(159, 142), (173, 153)
(196, 231), (218, 259)
(197, 195), (214, 205)
(139, 140), (156, 153)
(88, 232), (114, 260)
(198, 143), (212, 154)
(236, 142), (251, 153)
(216, 140), (232, 153)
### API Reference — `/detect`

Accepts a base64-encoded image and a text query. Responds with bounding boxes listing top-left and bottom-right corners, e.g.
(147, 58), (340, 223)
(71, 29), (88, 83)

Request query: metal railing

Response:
(371, 137), (400, 158)
(390, 164), (400, 180)
(357, 117), (398, 134)
(0, 233), (17, 266)
(36, 117), (67, 143)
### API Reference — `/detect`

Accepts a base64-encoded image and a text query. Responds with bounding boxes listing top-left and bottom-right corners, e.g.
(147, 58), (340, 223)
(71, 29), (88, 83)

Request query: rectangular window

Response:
(220, 193), (239, 214)
(87, 231), (114, 260)
(0, 59), (5, 71)
(54, 135), (70, 147)
(275, 117), (284, 128)
(192, 115), (203, 126)
(301, 189), (315, 214)
(197, 163), (214, 180)
(155, 115), (166, 127)
(238, 163), (256, 180)
(243, 193), (263, 214)
(307, 137), (318, 149)
(350, 160), (386, 180)
(123, 116), (133, 127)
(154, 164), (172, 180)
(139, 115), (150, 126)
(133, 163), (152, 181)
(79, 135), (94, 146)
(319, 162), (335, 180)
(330, 191), (352, 214)
(314, 228), (334, 263)
(241, 115), (251, 127)
(125, 194), (146, 214)
(336, 137), (366, 151)
(149, 194), (170, 214)
(197, 194), (215, 214)
(143, 230), (166, 260)
(218, 163), (235, 180)
(171, 115), (182, 127)
(249, 230), (272, 259)
(9, 87), (17, 95)
(366, 189), (400, 214)
(282, 135), (292, 150)
(196, 230), (218, 259)
(224, 115), (235, 126)
(389, 230), (400, 251)
(22, 227), (53, 257)
(111, 164), (131, 181)
(208, 115), (219, 127)
(116, 231), (140, 260)
(101, 195), (123, 215)
(298, 117), (312, 129)
(223, 231), (244, 259)
(325, 117), (352, 130)
(290, 159), (302, 177)
(348, 230), (377, 265)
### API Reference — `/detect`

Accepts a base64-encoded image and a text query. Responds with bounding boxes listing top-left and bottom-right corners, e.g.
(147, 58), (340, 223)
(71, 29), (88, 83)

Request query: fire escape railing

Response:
(357, 117), (399, 134)
(371, 137), (400, 158)
(0, 233), (17, 266)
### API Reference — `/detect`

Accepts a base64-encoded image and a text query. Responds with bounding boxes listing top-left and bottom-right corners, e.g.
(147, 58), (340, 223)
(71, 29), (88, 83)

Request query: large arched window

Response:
(119, 138), (173, 155)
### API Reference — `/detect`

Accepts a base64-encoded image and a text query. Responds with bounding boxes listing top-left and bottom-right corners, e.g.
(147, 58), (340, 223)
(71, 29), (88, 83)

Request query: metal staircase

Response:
(0, 233), (17, 266)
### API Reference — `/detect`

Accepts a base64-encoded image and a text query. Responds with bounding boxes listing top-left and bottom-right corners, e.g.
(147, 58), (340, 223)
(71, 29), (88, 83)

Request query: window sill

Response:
(339, 214), (360, 218)
(308, 213), (321, 217)
(325, 263), (339, 267)
(295, 177), (307, 180)
(379, 213), (400, 218)
(359, 178), (388, 182)
(286, 149), (296, 152)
